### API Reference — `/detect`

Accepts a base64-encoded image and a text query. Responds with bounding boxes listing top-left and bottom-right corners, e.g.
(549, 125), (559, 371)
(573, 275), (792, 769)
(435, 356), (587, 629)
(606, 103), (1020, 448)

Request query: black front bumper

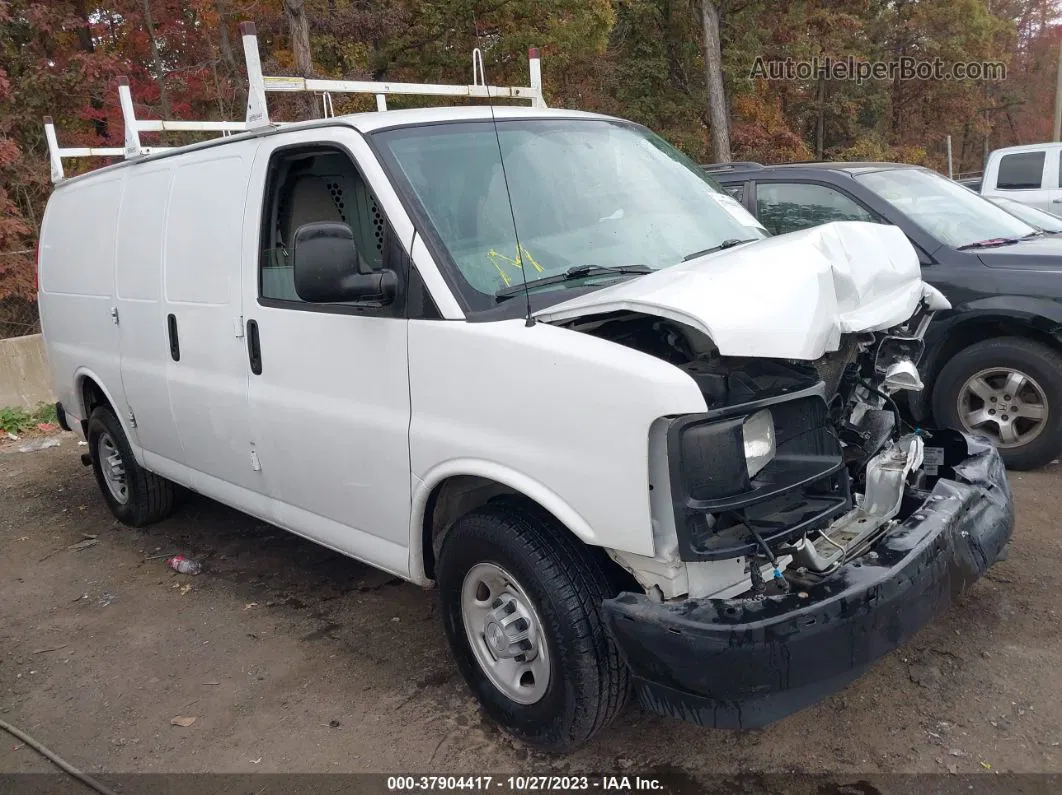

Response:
(602, 432), (1014, 729)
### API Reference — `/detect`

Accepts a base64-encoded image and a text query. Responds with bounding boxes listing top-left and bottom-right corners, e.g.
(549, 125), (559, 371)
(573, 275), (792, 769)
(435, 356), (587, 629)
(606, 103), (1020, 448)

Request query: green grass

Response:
(0, 402), (58, 434)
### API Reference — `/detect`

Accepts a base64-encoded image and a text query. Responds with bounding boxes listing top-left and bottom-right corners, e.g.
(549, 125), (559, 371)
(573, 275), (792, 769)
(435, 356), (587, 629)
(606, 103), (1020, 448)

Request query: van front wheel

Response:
(87, 407), (174, 526)
(436, 503), (629, 752)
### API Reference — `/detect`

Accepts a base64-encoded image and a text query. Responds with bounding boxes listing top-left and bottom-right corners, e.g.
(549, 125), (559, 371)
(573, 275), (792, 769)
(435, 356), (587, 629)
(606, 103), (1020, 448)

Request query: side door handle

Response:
(246, 319), (262, 375)
(167, 313), (180, 361)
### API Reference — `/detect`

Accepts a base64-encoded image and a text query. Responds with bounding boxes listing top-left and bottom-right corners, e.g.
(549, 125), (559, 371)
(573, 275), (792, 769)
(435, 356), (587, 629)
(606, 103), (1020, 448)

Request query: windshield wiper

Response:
(956, 237), (1024, 250)
(681, 238), (758, 262)
(494, 264), (653, 300)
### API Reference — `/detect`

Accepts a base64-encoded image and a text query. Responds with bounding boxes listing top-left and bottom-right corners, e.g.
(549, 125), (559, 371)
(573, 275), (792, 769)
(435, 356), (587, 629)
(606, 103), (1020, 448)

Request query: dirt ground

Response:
(2, 433), (1061, 786)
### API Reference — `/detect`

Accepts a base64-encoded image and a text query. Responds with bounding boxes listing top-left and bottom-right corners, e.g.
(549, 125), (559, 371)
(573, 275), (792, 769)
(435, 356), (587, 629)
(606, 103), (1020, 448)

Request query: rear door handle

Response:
(167, 313), (180, 361)
(246, 319), (262, 375)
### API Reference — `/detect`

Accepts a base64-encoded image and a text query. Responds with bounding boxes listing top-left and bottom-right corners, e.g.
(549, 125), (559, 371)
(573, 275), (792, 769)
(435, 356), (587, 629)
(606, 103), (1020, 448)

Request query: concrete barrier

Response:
(0, 334), (54, 410)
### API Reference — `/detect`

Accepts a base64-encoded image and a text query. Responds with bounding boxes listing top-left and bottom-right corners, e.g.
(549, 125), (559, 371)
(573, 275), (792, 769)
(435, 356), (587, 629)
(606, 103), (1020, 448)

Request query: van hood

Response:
(535, 221), (950, 360)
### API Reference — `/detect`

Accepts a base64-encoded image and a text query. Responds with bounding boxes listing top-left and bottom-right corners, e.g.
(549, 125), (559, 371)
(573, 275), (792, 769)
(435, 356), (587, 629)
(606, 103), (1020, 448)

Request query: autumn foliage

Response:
(1, 0), (1060, 334)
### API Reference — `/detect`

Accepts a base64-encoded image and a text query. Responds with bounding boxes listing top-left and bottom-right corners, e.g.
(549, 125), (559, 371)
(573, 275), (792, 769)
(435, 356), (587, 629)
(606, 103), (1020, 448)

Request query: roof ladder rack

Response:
(239, 21), (546, 129)
(44, 79), (250, 182)
(117, 78), (248, 157)
(43, 119), (126, 183)
(43, 19), (546, 182)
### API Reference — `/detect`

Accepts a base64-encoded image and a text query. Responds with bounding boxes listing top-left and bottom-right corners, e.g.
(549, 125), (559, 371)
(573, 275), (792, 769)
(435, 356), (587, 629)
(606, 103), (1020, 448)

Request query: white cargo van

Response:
(37, 36), (1015, 751)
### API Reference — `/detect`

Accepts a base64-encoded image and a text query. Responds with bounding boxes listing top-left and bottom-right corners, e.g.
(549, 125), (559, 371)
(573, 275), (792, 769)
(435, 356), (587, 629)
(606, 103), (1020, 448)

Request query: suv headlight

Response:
(742, 409), (775, 477)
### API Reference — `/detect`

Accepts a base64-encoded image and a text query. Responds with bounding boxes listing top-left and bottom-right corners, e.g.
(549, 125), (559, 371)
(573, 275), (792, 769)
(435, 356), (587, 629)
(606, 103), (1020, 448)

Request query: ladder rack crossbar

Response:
(264, 75), (540, 100)
(135, 120), (248, 132)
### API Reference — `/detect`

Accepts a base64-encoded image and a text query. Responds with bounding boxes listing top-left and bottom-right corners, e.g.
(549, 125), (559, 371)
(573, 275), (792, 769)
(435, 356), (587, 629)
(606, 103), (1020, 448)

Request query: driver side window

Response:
(756, 182), (875, 235)
(260, 148), (386, 302)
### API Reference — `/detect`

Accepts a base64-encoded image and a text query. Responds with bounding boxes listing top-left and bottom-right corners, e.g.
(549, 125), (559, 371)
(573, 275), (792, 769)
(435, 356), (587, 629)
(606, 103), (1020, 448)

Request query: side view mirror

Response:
(292, 221), (397, 305)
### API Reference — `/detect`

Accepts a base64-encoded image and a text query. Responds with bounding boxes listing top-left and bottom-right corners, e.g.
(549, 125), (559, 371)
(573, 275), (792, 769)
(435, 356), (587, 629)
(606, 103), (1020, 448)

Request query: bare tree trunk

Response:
(815, 75), (826, 159)
(214, 0), (243, 114)
(1006, 109), (1020, 146)
(283, 0), (319, 119)
(700, 1), (731, 163)
(72, 0), (107, 138)
(140, 0), (173, 118)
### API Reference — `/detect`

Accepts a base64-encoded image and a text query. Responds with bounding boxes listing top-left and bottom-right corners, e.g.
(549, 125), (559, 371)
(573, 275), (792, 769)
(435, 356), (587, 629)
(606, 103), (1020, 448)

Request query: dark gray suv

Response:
(706, 161), (1062, 470)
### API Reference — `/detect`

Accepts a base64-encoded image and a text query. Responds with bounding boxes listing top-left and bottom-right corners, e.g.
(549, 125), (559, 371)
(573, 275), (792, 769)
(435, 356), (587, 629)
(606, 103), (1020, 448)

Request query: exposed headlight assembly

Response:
(742, 409), (775, 478)
(667, 390), (849, 561)
(674, 408), (777, 501)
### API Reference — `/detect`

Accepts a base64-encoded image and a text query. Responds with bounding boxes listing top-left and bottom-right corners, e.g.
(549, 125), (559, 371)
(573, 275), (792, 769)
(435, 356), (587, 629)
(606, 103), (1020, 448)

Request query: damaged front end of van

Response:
(537, 221), (1015, 728)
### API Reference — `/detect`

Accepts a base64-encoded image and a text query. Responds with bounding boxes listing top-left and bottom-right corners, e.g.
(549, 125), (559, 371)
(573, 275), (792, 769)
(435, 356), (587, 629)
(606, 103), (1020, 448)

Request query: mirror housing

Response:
(292, 222), (396, 305)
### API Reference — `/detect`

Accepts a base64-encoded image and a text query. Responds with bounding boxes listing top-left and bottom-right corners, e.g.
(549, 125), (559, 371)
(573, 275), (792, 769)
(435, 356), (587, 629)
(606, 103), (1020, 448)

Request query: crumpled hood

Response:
(535, 221), (950, 360)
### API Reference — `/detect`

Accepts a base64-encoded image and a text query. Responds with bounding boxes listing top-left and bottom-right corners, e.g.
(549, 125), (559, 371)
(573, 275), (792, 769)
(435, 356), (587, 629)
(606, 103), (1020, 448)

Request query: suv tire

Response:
(932, 336), (1062, 470)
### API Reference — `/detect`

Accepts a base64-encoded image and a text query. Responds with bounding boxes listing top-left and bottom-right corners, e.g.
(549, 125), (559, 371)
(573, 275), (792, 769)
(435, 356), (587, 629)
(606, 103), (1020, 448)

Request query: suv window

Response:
(724, 183), (744, 202)
(997, 152), (1045, 190)
(755, 182), (874, 235)
(259, 148), (386, 303)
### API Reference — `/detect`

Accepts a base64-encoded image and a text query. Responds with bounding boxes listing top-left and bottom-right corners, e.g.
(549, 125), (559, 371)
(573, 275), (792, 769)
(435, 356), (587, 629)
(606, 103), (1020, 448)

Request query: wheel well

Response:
(421, 476), (517, 580)
(420, 476), (637, 592)
(78, 377), (112, 434)
(926, 319), (1062, 396)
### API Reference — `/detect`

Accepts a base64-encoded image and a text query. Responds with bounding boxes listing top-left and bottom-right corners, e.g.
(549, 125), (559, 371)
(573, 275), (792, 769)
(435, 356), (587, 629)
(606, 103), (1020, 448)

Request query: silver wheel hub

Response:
(97, 432), (129, 505)
(958, 367), (1049, 449)
(461, 562), (550, 704)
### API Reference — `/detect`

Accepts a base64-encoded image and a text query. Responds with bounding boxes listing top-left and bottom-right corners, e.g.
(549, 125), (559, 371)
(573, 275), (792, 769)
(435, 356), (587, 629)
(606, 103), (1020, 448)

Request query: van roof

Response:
(52, 106), (614, 189)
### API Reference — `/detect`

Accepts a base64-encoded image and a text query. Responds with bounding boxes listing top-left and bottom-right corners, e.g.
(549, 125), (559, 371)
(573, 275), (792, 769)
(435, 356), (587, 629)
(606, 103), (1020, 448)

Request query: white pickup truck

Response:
(981, 142), (1062, 211)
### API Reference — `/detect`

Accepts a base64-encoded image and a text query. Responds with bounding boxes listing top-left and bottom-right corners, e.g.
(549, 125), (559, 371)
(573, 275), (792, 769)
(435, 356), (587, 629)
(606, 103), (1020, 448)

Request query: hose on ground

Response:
(0, 716), (118, 795)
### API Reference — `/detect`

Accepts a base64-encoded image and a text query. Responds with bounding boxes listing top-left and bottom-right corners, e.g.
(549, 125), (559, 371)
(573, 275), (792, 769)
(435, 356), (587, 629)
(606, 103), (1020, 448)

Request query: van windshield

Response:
(374, 119), (766, 311)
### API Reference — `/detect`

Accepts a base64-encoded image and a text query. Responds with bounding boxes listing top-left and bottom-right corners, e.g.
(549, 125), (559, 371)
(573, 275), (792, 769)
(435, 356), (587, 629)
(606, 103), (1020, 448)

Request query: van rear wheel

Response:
(436, 502), (629, 752)
(87, 407), (175, 526)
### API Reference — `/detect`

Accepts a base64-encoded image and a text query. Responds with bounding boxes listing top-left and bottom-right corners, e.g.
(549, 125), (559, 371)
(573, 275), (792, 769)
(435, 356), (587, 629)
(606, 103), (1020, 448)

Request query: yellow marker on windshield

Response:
(491, 258), (512, 286)
(487, 244), (545, 277)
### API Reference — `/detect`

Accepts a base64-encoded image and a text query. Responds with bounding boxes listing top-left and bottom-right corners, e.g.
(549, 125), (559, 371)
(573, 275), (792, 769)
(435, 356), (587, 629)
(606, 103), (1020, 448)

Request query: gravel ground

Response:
(1, 433), (1061, 789)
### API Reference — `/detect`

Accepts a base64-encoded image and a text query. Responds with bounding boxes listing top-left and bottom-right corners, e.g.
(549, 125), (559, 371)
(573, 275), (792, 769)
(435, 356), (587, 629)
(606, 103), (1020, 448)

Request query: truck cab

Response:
(981, 142), (1062, 212)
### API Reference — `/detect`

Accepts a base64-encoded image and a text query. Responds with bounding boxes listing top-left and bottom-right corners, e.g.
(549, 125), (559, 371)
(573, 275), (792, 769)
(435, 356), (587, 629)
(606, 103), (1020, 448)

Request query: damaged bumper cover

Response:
(602, 432), (1013, 729)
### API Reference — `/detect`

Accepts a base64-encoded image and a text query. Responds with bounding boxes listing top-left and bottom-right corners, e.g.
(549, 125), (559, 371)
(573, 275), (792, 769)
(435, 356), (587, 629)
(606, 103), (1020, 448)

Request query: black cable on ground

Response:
(0, 716), (118, 795)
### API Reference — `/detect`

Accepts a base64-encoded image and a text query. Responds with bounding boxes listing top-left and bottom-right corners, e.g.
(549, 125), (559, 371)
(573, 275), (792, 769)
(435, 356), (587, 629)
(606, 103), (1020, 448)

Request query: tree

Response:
(283, 0), (318, 119)
(139, 0), (173, 118)
(699, 1), (731, 162)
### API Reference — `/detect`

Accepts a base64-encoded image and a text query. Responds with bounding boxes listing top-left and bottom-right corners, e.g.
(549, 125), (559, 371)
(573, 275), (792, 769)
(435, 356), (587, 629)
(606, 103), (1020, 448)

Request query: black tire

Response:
(436, 502), (629, 752)
(87, 407), (175, 526)
(931, 336), (1062, 471)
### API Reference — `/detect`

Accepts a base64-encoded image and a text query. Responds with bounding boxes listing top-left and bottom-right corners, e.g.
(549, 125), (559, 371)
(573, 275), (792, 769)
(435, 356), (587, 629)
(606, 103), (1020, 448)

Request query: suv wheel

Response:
(87, 407), (175, 526)
(932, 336), (1062, 470)
(436, 502), (629, 751)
